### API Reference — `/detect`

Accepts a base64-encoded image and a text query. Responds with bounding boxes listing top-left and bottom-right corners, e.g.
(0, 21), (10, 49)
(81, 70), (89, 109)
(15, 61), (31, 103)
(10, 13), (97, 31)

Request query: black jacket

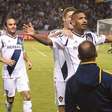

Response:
(65, 63), (112, 112)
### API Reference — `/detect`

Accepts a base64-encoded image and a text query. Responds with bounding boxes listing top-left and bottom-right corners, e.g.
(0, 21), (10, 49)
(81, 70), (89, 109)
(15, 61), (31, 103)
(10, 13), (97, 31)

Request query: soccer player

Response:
(23, 7), (76, 112)
(65, 40), (112, 112)
(0, 17), (32, 112)
(53, 9), (112, 81)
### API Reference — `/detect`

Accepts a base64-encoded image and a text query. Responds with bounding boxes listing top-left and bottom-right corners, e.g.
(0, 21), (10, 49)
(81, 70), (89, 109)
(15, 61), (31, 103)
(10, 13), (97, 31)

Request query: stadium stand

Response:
(0, 0), (111, 32)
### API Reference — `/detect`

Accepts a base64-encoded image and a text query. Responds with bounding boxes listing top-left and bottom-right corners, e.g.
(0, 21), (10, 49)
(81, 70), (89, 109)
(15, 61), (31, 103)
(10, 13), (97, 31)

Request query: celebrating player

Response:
(23, 7), (76, 112)
(53, 9), (112, 81)
(0, 17), (32, 112)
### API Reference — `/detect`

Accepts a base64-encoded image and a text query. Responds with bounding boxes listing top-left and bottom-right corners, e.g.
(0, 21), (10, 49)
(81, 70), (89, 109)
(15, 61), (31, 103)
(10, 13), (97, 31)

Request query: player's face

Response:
(5, 18), (17, 35)
(63, 11), (74, 29)
(71, 12), (87, 31)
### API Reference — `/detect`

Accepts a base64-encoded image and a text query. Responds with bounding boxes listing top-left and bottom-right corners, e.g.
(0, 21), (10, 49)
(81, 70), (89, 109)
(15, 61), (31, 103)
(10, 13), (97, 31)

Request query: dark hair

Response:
(78, 41), (97, 62)
(3, 16), (16, 27)
(71, 9), (86, 20)
(63, 7), (77, 18)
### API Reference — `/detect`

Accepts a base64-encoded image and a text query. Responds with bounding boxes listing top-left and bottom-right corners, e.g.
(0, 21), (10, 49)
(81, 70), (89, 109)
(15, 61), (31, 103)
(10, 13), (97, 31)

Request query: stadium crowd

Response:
(0, 0), (111, 31)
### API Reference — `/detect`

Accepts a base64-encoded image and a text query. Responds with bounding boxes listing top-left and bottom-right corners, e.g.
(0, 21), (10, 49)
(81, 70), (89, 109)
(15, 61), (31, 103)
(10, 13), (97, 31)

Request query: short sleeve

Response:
(85, 31), (106, 45)
(95, 34), (106, 45)
(48, 30), (68, 48)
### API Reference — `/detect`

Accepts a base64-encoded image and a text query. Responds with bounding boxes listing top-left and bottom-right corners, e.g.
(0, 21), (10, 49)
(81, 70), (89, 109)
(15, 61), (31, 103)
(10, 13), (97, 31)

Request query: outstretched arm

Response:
(23, 23), (53, 46)
(105, 35), (112, 43)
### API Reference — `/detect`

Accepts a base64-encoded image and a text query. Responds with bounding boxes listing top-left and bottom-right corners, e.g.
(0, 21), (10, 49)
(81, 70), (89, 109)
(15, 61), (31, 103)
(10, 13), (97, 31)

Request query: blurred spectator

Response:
(0, 0), (111, 31)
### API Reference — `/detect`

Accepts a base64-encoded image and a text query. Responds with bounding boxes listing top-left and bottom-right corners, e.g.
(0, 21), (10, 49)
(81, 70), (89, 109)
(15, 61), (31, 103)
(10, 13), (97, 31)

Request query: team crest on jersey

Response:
(58, 96), (63, 102)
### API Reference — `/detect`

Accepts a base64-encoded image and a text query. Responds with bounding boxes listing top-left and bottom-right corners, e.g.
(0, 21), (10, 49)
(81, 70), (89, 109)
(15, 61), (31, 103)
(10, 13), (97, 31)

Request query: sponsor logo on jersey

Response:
(7, 45), (22, 49)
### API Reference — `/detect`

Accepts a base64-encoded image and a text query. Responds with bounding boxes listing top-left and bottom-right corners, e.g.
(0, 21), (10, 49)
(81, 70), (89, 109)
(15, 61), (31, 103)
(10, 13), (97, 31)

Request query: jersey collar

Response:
(81, 61), (96, 65)
(6, 31), (17, 39)
(72, 31), (84, 38)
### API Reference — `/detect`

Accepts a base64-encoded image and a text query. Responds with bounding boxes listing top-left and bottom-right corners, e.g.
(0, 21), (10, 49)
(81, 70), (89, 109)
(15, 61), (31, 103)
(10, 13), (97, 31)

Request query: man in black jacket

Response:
(65, 40), (112, 112)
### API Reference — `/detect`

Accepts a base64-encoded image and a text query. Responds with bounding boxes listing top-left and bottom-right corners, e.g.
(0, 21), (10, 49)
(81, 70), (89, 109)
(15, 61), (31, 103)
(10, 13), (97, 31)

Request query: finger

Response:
(12, 61), (16, 65)
(28, 66), (32, 70)
(23, 24), (28, 28)
(22, 28), (28, 33)
(28, 22), (33, 27)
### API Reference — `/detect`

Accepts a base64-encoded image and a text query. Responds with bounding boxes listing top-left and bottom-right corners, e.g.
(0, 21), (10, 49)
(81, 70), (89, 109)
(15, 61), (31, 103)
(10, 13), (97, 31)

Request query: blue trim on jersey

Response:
(1, 40), (4, 48)
(64, 39), (68, 46)
(17, 36), (23, 44)
(61, 61), (68, 80)
(7, 49), (21, 76)
(85, 33), (93, 42)
(17, 36), (24, 51)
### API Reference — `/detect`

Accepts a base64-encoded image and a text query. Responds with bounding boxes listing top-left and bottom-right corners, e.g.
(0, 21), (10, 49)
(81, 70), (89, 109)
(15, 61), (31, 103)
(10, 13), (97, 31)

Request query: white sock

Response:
(23, 100), (32, 112)
(5, 101), (13, 112)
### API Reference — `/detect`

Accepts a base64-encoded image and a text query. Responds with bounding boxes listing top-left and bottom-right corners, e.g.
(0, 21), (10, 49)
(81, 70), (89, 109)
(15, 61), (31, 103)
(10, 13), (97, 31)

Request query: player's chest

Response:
(66, 37), (86, 49)
(2, 37), (23, 49)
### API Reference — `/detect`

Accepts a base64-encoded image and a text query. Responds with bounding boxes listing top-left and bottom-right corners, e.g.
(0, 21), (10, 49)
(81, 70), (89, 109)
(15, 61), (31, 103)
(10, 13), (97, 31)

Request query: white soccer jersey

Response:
(55, 31), (106, 80)
(0, 30), (6, 36)
(49, 30), (68, 81)
(0, 33), (26, 78)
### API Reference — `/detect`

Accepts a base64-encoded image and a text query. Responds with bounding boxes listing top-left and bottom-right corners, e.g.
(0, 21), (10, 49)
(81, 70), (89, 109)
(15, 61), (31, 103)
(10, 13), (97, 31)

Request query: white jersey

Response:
(49, 30), (68, 81)
(0, 30), (6, 36)
(55, 31), (106, 80)
(0, 33), (26, 78)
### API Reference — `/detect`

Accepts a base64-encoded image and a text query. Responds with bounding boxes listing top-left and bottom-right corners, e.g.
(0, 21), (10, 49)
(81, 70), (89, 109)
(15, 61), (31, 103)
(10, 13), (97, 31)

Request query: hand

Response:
(2, 58), (16, 66)
(23, 22), (36, 36)
(27, 60), (32, 70)
(106, 34), (112, 42)
(62, 29), (73, 38)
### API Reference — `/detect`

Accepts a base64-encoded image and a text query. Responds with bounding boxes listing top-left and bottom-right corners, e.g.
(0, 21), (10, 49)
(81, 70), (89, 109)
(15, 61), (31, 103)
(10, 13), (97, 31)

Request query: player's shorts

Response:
(3, 72), (30, 97)
(54, 80), (66, 106)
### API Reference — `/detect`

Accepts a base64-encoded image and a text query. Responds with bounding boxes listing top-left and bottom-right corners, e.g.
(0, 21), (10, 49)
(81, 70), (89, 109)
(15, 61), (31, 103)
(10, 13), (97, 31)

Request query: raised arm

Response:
(105, 35), (112, 43)
(23, 23), (53, 46)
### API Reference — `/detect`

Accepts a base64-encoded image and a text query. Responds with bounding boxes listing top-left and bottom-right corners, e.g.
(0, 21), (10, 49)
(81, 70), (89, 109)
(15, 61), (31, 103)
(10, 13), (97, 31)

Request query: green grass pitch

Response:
(0, 41), (111, 112)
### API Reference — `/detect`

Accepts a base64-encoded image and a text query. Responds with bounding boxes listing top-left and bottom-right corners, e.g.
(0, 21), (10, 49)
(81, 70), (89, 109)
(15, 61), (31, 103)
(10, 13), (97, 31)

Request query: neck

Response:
(72, 28), (84, 35)
(6, 31), (16, 38)
(63, 23), (70, 30)
(63, 27), (69, 30)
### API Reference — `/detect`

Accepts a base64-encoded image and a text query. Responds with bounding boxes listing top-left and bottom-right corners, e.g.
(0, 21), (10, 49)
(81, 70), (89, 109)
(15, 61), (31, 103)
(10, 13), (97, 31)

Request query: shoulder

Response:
(0, 30), (6, 36)
(102, 70), (112, 82)
(85, 31), (96, 36)
(49, 29), (67, 43)
(0, 34), (8, 39)
(49, 29), (61, 36)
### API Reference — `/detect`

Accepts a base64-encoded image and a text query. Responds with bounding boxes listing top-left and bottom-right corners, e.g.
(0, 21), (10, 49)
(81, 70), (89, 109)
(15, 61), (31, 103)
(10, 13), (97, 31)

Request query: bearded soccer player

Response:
(0, 17), (32, 112)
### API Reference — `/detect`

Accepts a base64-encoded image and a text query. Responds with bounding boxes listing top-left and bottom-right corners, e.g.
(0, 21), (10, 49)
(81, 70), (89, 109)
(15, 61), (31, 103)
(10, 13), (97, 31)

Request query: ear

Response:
(62, 17), (65, 22)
